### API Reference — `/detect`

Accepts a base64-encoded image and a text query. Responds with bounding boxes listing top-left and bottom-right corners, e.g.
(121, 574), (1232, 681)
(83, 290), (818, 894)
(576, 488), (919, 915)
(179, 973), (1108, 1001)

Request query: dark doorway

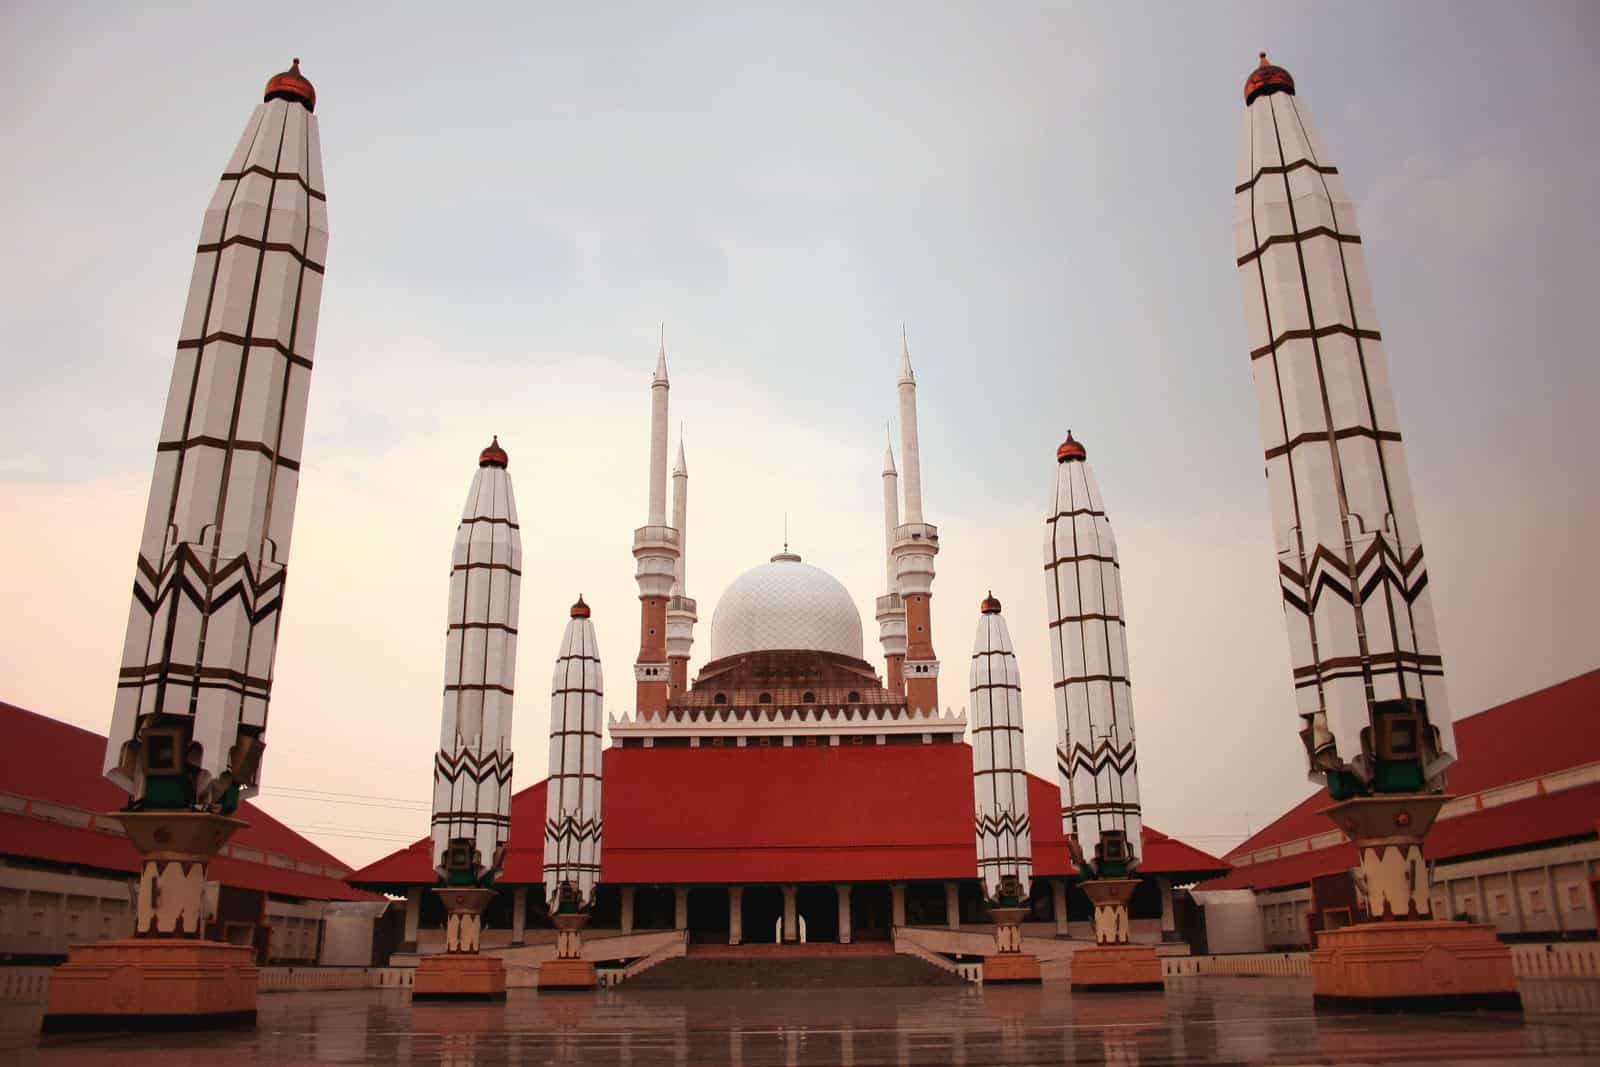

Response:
(906, 882), (947, 926)
(742, 886), (784, 943)
(633, 886), (676, 930)
(850, 884), (894, 941)
(796, 885), (839, 943)
(687, 887), (729, 944)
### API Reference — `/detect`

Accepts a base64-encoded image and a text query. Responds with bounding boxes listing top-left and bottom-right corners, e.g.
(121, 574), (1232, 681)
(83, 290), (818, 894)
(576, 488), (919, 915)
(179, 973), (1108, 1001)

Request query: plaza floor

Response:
(6, 977), (1600, 1065)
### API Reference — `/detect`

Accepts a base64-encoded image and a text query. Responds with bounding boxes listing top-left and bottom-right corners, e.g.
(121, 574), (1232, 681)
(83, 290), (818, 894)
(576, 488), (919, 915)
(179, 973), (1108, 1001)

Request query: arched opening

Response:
(802, 691), (815, 703)
(796, 885), (840, 943)
(847, 691), (861, 703)
(850, 884), (894, 941)
(759, 693), (772, 704)
(741, 886), (784, 944)
(686, 887), (729, 944)
(713, 692), (728, 705)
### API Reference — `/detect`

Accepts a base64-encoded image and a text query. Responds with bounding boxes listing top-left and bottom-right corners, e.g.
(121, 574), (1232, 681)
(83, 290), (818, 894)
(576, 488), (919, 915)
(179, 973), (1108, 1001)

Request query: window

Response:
(1494, 893), (1509, 916)
(1569, 885), (1585, 910)
(847, 691), (861, 703)
(759, 693), (772, 704)
(1530, 889), (1545, 914)
(802, 692), (815, 703)
(713, 693), (728, 705)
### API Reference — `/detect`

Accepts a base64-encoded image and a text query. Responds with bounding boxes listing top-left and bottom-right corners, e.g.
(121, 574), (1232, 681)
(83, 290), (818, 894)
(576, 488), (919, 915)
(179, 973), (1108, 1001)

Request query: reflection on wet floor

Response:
(6, 977), (1600, 1065)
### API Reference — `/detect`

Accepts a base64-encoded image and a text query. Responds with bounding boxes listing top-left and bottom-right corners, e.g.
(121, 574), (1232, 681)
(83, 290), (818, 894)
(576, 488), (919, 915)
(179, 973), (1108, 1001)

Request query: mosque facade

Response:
(350, 336), (1229, 954)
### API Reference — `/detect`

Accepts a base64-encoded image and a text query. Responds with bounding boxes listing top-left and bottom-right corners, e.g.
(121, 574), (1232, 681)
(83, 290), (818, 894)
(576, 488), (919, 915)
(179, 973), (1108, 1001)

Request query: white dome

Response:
(709, 553), (865, 662)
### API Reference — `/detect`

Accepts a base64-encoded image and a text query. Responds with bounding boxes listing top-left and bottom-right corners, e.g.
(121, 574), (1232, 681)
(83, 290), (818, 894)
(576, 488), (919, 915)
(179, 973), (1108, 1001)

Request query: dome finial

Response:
(570, 594), (591, 619)
(981, 590), (1002, 615)
(264, 57), (316, 112)
(1056, 428), (1087, 463)
(1244, 51), (1295, 105)
(479, 435), (509, 468)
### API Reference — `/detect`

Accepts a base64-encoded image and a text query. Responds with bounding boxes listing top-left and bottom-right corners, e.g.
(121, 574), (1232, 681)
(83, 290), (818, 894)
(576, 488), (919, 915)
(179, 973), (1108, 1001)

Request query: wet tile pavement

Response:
(6, 977), (1600, 1065)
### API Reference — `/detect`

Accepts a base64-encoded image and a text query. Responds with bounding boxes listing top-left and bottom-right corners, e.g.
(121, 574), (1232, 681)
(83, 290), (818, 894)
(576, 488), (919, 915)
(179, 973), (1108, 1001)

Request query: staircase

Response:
(623, 942), (966, 990)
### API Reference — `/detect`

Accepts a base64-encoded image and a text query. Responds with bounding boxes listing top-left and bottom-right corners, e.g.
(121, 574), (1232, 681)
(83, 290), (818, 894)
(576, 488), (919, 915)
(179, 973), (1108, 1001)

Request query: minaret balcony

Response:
(632, 524), (681, 556)
(891, 522), (940, 554)
(874, 592), (905, 617)
(666, 595), (698, 619)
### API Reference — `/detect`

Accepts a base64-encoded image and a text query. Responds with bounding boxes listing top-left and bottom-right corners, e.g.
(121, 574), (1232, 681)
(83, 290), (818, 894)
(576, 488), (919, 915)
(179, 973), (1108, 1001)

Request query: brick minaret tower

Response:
(665, 438), (697, 697)
(891, 332), (940, 711)
(632, 336), (678, 717)
(875, 430), (907, 696)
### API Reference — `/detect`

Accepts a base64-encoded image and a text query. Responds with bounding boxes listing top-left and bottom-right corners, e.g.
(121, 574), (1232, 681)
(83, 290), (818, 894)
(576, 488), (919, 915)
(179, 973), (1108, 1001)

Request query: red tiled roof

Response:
(349, 743), (1230, 889)
(1201, 781), (1600, 893)
(1202, 669), (1600, 893)
(0, 701), (376, 902)
(1223, 669), (1600, 863)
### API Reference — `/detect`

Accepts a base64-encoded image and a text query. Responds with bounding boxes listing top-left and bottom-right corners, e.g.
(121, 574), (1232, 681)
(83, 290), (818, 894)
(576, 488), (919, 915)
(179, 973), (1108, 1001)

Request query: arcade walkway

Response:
(7, 977), (1600, 1064)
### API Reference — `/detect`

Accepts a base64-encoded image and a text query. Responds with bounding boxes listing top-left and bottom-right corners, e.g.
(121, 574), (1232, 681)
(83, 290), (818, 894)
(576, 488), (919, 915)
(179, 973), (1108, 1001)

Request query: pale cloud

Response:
(3, 2), (1597, 868)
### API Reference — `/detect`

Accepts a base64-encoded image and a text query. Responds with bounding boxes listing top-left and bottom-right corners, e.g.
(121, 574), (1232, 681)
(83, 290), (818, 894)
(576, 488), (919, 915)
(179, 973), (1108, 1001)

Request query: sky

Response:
(3, 2), (1597, 870)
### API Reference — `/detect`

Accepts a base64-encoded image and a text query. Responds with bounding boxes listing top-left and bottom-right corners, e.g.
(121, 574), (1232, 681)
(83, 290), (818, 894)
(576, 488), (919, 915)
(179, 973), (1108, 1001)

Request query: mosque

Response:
(348, 339), (1229, 953)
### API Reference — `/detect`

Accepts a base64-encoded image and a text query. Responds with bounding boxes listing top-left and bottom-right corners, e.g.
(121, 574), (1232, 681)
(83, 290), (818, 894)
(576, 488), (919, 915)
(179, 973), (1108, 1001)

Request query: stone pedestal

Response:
(414, 953), (508, 1001)
(1069, 943), (1163, 992)
(42, 811), (255, 1032)
(415, 888), (507, 1001)
(1072, 881), (1161, 991)
(1312, 920), (1520, 1011)
(41, 939), (258, 1032)
(983, 906), (1041, 984)
(538, 911), (597, 991)
(1311, 793), (1520, 1011)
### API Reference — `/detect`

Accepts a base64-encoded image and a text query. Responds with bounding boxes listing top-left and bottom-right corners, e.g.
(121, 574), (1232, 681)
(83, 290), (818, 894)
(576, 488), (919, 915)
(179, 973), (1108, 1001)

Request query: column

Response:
(944, 881), (961, 930)
(836, 884), (852, 945)
(1545, 866), (1564, 936)
(512, 887), (528, 945)
(782, 886), (798, 943)
(404, 887), (421, 948)
(891, 883), (907, 929)
(674, 887), (689, 932)
(1052, 880), (1070, 937)
(621, 887), (636, 934)
(1159, 877), (1178, 942)
(729, 886), (744, 946)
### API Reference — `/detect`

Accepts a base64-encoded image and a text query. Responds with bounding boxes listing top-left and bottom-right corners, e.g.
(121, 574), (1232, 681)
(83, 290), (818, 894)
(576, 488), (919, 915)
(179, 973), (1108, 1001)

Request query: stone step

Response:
(624, 951), (965, 990)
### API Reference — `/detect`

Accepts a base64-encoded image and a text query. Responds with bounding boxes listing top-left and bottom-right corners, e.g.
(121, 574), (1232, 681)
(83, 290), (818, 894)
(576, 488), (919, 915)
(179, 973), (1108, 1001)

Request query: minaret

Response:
(1046, 432), (1141, 878)
(875, 430), (907, 695)
(1046, 432), (1159, 991)
(665, 438), (697, 696)
(891, 330), (940, 711)
(632, 334), (679, 717)
(1234, 54), (1455, 803)
(539, 596), (604, 990)
(969, 592), (1040, 983)
(416, 438), (519, 1002)
(1233, 56), (1509, 1009)
(429, 437), (520, 889)
(48, 60), (326, 1031)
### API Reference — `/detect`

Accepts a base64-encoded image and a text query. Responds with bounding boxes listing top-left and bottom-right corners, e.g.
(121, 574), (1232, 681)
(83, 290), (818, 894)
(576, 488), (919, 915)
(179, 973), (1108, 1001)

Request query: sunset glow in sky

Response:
(3, 2), (1596, 868)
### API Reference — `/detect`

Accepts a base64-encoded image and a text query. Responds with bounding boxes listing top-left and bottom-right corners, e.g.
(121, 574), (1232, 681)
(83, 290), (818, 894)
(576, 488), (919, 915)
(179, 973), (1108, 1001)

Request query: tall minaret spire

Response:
(666, 433), (697, 696)
(890, 329), (940, 711)
(647, 327), (670, 526)
(1234, 54), (1459, 928)
(92, 59), (328, 954)
(897, 326), (925, 524)
(875, 426), (907, 696)
(633, 332), (680, 717)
